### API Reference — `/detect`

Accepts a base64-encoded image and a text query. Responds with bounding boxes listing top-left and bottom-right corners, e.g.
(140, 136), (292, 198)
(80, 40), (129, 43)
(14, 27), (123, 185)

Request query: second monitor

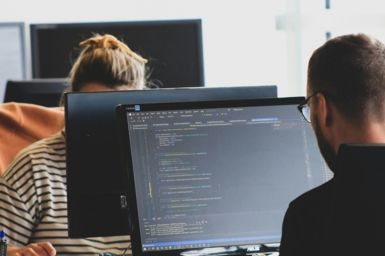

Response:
(65, 86), (277, 238)
(4, 79), (68, 106)
(31, 19), (204, 88)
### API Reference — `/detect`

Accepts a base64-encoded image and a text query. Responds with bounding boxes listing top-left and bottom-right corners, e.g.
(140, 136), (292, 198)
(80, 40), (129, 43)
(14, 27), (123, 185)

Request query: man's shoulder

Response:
(290, 179), (335, 210)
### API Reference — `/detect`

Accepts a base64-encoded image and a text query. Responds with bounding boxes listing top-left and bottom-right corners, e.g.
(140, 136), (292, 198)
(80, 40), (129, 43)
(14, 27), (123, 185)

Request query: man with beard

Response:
(279, 33), (385, 255)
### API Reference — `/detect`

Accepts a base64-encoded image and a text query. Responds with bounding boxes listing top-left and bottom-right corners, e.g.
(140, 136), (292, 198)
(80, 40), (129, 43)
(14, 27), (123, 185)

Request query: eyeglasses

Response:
(297, 92), (318, 123)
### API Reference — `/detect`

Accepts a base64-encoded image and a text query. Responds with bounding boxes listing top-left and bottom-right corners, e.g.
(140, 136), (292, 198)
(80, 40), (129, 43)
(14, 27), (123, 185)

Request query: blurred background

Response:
(1, 0), (384, 100)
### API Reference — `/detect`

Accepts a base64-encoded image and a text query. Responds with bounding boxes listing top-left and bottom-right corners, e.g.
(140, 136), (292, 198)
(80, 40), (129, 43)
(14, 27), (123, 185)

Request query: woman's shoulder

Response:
(3, 132), (66, 181)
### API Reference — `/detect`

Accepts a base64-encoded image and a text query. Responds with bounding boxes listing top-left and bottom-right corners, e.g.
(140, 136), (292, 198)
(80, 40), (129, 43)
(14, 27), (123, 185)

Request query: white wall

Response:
(0, 0), (300, 97)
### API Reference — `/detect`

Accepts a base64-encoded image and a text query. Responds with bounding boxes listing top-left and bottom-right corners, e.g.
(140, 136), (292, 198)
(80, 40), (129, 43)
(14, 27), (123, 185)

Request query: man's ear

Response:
(316, 93), (333, 127)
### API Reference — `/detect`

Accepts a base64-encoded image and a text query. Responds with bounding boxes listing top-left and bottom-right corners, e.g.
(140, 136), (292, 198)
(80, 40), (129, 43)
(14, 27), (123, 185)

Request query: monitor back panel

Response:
(4, 79), (68, 107)
(65, 86), (277, 238)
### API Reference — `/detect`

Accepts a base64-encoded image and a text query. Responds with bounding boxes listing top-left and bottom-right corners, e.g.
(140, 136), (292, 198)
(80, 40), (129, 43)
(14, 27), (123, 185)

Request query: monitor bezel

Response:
(116, 96), (304, 256)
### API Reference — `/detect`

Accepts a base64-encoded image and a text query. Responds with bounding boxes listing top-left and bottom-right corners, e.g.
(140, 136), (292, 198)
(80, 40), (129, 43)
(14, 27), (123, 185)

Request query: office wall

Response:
(0, 24), (26, 101)
(0, 0), (295, 96)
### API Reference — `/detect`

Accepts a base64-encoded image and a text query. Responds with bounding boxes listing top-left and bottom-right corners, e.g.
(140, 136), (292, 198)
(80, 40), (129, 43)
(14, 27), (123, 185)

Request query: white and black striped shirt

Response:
(0, 132), (131, 255)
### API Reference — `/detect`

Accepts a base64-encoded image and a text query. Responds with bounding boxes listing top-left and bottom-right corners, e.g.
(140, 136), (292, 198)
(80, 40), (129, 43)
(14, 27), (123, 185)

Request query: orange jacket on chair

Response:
(0, 102), (64, 175)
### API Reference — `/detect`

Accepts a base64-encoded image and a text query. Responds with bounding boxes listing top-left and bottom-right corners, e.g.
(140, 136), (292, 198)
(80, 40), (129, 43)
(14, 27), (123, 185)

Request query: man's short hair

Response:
(308, 33), (385, 122)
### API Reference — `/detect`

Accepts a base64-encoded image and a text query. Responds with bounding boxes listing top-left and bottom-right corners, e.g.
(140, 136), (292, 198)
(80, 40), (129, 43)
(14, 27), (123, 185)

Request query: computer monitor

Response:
(0, 22), (26, 101)
(30, 19), (204, 88)
(65, 86), (277, 238)
(4, 79), (68, 107)
(116, 97), (331, 256)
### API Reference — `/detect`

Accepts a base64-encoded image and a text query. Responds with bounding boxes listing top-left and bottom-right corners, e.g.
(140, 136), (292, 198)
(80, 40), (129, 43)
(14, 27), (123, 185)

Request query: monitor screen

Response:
(117, 97), (331, 256)
(30, 19), (204, 88)
(0, 22), (26, 101)
(4, 79), (68, 107)
(65, 86), (277, 238)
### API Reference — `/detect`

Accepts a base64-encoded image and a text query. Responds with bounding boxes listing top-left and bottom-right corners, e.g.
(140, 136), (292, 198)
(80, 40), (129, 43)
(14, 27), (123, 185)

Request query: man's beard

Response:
(313, 117), (338, 172)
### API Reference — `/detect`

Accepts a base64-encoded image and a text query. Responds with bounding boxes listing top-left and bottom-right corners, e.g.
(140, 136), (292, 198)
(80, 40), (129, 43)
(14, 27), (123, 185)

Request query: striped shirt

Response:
(0, 131), (131, 255)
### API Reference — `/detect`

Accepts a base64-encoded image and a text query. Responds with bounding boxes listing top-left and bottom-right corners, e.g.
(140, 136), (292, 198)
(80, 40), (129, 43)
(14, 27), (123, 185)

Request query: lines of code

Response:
(126, 105), (331, 250)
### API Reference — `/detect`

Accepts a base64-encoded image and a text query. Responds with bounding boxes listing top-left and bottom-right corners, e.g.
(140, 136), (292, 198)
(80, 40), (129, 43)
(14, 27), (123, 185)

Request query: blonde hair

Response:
(69, 34), (148, 92)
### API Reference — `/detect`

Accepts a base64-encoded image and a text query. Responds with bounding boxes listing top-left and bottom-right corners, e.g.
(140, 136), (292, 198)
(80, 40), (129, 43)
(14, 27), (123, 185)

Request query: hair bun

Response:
(79, 34), (119, 49)
(80, 34), (147, 63)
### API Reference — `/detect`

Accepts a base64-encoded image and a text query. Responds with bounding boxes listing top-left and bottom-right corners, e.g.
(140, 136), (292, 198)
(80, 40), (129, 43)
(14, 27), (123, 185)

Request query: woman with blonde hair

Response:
(0, 34), (147, 256)
(69, 33), (147, 92)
